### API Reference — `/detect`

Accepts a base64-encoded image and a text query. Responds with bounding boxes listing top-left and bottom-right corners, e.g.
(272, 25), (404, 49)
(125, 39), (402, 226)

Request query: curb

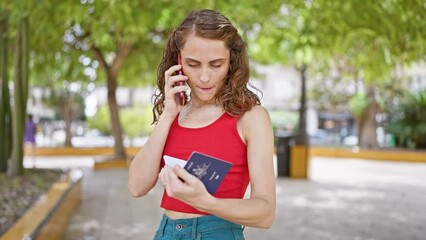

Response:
(94, 159), (129, 170)
(27, 147), (141, 156)
(28, 147), (425, 163)
(0, 170), (84, 240)
(309, 147), (426, 162)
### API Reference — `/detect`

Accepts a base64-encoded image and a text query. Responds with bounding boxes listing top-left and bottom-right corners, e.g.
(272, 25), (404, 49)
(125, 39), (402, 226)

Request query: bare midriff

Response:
(165, 209), (206, 219)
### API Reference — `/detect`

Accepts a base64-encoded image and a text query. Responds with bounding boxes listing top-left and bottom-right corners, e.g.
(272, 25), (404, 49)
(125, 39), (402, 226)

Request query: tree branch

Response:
(90, 45), (109, 71)
(110, 42), (133, 77)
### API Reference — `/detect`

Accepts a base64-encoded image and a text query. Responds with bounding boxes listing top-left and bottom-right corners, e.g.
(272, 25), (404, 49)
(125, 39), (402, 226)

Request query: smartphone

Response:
(176, 55), (186, 105)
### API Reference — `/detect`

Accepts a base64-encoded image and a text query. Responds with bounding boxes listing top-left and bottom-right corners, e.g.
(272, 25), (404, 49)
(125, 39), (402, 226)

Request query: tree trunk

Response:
(356, 116), (365, 146)
(91, 43), (132, 160)
(8, 16), (29, 176)
(0, 11), (11, 172)
(107, 71), (126, 159)
(359, 85), (379, 149)
(294, 64), (309, 146)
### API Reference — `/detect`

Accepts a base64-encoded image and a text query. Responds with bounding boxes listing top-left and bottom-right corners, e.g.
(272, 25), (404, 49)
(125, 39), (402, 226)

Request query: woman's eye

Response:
(188, 64), (198, 67)
(211, 65), (222, 68)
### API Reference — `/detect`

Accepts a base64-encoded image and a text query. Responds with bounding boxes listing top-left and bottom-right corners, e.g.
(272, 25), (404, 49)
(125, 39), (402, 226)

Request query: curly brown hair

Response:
(152, 9), (261, 123)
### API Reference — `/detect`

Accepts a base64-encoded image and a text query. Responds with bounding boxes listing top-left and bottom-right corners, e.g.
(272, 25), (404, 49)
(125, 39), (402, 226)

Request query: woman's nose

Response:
(199, 67), (210, 83)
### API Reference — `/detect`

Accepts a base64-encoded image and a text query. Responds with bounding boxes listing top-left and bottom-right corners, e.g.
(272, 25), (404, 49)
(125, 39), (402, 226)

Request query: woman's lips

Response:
(199, 87), (213, 92)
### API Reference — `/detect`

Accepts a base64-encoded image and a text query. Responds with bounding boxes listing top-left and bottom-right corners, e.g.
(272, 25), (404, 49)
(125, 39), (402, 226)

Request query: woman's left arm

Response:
(162, 106), (276, 228)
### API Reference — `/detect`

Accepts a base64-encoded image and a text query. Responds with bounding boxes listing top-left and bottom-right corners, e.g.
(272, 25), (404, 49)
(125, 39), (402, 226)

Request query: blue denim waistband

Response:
(157, 213), (244, 239)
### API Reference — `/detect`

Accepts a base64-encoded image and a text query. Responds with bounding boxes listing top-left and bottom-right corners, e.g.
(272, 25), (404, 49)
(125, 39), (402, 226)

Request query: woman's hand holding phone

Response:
(163, 63), (189, 118)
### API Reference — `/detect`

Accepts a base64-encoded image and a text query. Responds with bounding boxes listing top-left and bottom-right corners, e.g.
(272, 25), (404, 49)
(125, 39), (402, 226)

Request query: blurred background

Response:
(1, 0), (425, 239)
(2, 0), (425, 158)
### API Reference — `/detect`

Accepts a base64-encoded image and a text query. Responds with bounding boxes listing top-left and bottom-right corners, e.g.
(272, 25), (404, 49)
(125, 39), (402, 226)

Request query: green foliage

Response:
(349, 93), (368, 118)
(308, 73), (355, 111)
(87, 104), (153, 138)
(3, 0), (425, 152)
(249, 1), (333, 67)
(87, 105), (111, 136)
(250, 0), (426, 82)
(386, 89), (426, 149)
(121, 105), (154, 138)
(269, 110), (298, 132)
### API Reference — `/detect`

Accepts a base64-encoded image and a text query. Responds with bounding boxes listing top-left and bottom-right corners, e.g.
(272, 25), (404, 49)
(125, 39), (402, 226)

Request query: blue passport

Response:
(184, 151), (233, 194)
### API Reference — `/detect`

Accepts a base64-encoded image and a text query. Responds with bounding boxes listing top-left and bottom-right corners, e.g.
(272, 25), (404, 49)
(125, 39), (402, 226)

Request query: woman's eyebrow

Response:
(185, 57), (226, 63)
(210, 58), (226, 63)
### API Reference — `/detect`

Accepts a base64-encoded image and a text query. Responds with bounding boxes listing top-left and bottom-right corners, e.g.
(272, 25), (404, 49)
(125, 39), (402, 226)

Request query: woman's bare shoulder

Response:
(240, 105), (271, 123)
(238, 105), (272, 141)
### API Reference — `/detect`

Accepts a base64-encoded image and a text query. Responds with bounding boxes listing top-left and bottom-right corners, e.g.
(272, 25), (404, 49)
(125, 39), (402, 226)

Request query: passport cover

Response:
(184, 151), (233, 194)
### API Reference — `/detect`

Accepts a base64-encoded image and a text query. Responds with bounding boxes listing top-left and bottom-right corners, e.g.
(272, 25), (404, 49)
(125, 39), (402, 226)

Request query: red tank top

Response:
(160, 112), (249, 214)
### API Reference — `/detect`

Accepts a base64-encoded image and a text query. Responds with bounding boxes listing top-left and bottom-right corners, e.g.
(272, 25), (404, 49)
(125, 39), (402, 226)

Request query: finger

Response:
(164, 65), (183, 81)
(172, 165), (198, 185)
(158, 167), (166, 185)
(164, 165), (182, 184)
(165, 78), (188, 92)
(167, 75), (188, 86)
(164, 85), (190, 101)
(163, 167), (186, 197)
(173, 85), (190, 93)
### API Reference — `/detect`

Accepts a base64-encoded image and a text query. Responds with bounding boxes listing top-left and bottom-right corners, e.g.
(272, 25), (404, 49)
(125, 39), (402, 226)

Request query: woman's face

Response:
(180, 34), (230, 104)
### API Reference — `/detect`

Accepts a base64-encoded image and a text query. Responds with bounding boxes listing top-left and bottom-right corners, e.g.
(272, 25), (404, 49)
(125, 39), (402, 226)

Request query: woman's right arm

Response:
(128, 64), (188, 197)
(128, 114), (175, 197)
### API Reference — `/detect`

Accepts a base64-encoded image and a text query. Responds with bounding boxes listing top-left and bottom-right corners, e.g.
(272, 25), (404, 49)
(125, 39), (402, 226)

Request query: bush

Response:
(386, 89), (426, 149)
(121, 105), (153, 138)
(87, 104), (153, 138)
(87, 106), (112, 136)
(269, 110), (298, 132)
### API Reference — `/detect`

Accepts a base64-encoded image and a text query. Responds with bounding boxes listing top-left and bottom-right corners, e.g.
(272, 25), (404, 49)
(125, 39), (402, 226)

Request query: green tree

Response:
(250, 1), (328, 146)
(42, 86), (87, 147)
(59, 1), (207, 160)
(322, 0), (426, 148)
(0, 10), (11, 172)
(54, 0), (284, 160)
(0, 0), (69, 175)
(40, 52), (92, 147)
(8, 16), (29, 176)
(3, 0), (285, 164)
(251, 0), (426, 149)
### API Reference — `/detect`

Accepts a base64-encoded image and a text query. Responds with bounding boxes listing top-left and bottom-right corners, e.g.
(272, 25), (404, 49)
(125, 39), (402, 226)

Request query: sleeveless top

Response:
(160, 112), (249, 214)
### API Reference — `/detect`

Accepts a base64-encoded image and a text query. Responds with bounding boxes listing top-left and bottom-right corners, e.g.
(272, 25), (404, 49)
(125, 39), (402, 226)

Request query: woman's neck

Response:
(181, 100), (223, 124)
(188, 98), (217, 108)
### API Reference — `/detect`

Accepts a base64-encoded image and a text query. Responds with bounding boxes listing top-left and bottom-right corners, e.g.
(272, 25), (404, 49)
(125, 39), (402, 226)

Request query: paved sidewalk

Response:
(27, 156), (426, 240)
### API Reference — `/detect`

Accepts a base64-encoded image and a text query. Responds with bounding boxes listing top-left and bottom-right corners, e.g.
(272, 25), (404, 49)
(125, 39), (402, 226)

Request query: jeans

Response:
(153, 214), (245, 240)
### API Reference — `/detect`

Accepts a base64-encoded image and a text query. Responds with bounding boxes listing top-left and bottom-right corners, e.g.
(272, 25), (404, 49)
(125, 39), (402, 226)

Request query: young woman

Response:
(128, 9), (275, 239)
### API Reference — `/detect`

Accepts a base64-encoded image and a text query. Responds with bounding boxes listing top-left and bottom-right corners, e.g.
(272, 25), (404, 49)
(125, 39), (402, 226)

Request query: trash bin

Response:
(275, 132), (295, 177)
